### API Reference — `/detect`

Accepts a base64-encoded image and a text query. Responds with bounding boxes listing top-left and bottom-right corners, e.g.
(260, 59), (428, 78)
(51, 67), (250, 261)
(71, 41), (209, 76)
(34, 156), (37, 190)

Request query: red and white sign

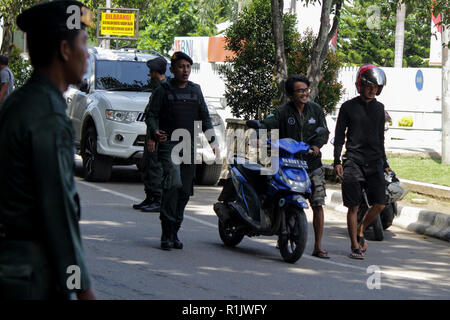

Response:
(429, 12), (442, 66)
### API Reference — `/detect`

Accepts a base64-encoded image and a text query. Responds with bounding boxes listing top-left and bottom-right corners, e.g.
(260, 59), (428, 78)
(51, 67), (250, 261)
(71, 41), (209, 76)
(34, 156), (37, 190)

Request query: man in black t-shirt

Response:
(333, 65), (390, 260)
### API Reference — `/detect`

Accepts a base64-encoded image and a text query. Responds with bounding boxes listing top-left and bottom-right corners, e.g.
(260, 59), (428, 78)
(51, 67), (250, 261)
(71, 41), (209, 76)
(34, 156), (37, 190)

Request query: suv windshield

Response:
(95, 60), (151, 91)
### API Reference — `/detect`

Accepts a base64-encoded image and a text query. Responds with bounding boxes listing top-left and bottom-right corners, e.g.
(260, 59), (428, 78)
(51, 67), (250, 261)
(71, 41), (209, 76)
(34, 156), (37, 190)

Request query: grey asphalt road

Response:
(75, 165), (450, 300)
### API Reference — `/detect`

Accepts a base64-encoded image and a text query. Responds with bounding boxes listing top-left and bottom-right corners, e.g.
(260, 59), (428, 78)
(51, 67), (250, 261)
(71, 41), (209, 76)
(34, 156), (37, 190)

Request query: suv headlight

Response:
(210, 114), (222, 126)
(106, 110), (139, 123)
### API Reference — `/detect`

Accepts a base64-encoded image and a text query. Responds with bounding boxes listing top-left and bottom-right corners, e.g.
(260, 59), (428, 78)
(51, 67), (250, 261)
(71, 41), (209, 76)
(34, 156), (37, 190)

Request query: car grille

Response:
(133, 135), (146, 146)
(136, 112), (145, 122)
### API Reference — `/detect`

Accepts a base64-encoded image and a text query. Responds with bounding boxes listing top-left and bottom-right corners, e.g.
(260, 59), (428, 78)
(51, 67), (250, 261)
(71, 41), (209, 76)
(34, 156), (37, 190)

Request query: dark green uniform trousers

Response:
(141, 136), (163, 201)
(158, 141), (195, 228)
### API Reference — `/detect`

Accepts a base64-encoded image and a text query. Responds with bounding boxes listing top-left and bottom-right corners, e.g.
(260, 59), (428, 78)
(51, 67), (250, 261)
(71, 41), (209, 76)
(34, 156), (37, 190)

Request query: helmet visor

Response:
(361, 68), (386, 86)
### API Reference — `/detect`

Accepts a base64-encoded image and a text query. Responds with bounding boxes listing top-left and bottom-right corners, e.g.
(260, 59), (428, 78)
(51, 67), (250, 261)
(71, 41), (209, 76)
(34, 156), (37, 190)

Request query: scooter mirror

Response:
(306, 126), (327, 142)
(314, 127), (327, 135)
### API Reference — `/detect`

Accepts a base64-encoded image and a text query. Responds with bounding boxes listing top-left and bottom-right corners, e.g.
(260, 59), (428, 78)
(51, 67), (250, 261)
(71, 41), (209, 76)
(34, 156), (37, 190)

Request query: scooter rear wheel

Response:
(358, 201), (384, 241)
(279, 207), (308, 263)
(381, 203), (395, 230)
(372, 215), (384, 241)
(218, 220), (244, 247)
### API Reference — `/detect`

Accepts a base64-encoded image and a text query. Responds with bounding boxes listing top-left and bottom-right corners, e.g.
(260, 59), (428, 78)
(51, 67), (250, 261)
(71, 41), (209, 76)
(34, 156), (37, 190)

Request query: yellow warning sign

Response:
(100, 12), (135, 37)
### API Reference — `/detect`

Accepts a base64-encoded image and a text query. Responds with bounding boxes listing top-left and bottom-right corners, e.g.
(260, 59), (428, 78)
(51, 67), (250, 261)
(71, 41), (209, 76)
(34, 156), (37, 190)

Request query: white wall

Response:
(192, 64), (442, 129)
(336, 67), (442, 132)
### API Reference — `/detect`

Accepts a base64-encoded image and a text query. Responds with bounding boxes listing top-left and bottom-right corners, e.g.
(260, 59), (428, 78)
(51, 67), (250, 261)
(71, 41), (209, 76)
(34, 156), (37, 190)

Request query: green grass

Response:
(387, 153), (450, 187)
(322, 154), (450, 187)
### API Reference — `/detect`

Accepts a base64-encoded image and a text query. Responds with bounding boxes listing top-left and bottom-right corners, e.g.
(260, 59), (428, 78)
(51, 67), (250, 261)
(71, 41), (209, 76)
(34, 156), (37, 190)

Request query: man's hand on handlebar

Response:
(310, 145), (320, 157)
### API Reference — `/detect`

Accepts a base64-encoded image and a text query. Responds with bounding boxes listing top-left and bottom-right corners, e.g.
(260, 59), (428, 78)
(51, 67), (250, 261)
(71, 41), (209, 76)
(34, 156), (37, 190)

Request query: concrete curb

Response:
(325, 189), (450, 242)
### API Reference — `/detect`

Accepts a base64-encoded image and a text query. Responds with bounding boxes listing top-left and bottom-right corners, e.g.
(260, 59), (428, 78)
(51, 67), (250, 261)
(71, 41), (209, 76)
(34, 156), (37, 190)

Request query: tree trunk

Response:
(271, 0), (288, 104)
(306, 0), (342, 102)
(1, 23), (13, 55)
(394, 1), (406, 68)
(442, 20), (450, 164)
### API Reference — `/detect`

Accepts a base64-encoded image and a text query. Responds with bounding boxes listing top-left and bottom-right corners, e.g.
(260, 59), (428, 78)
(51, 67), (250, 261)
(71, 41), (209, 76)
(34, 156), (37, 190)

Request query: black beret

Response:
(17, 0), (94, 33)
(146, 57), (167, 74)
(171, 51), (193, 66)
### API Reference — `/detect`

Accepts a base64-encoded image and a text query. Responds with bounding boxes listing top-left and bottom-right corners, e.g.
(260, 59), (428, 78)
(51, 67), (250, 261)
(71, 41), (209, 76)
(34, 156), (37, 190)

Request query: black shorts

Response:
(341, 158), (385, 208)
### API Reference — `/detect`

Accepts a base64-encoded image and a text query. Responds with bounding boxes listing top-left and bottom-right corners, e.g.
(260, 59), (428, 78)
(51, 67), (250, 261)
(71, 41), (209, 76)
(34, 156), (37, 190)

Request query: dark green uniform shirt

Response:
(146, 78), (215, 141)
(144, 78), (167, 139)
(0, 72), (91, 297)
(261, 101), (329, 172)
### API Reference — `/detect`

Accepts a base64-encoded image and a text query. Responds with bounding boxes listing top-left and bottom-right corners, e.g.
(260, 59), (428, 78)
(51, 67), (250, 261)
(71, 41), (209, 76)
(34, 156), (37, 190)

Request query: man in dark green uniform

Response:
(133, 57), (167, 212)
(147, 51), (216, 250)
(261, 74), (330, 259)
(0, 1), (96, 299)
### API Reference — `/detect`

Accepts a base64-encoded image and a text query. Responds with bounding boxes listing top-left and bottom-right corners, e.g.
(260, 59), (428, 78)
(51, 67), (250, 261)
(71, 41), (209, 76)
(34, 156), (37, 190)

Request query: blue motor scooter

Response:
(214, 121), (327, 263)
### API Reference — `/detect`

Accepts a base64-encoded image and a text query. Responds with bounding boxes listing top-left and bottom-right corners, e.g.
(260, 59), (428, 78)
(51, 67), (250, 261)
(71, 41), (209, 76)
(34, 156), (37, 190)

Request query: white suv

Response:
(64, 47), (226, 184)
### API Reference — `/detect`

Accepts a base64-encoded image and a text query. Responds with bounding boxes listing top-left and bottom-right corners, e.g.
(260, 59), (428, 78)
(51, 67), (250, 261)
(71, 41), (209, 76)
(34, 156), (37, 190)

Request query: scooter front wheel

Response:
(218, 220), (245, 247)
(279, 207), (308, 263)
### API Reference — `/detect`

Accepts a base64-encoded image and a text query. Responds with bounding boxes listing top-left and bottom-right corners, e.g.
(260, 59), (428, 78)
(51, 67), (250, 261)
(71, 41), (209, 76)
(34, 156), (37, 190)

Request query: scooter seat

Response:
(233, 156), (273, 176)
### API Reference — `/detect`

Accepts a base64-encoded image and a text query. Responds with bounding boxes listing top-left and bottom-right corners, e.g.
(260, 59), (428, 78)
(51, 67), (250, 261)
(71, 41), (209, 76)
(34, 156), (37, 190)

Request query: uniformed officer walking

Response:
(147, 52), (217, 250)
(133, 57), (167, 212)
(261, 74), (330, 259)
(0, 1), (96, 299)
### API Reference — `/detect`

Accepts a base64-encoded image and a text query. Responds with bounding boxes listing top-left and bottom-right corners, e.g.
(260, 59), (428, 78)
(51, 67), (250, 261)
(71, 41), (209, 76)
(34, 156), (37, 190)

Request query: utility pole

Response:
(104, 0), (111, 49)
(442, 19), (450, 164)
(394, 1), (406, 68)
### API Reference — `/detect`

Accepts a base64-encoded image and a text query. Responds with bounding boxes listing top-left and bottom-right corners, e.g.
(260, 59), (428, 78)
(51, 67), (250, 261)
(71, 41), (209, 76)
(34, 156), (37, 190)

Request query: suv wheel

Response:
(82, 126), (113, 182)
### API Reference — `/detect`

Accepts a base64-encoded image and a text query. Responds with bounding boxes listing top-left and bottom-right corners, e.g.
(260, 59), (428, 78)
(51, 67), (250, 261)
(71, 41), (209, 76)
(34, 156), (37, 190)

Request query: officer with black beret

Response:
(0, 1), (96, 299)
(147, 51), (218, 250)
(133, 56), (168, 212)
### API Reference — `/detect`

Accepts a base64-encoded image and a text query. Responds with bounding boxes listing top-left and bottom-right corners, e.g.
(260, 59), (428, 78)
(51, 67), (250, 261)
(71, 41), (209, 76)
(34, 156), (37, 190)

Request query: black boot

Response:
(172, 224), (183, 250)
(160, 220), (173, 250)
(133, 196), (152, 210)
(140, 197), (161, 212)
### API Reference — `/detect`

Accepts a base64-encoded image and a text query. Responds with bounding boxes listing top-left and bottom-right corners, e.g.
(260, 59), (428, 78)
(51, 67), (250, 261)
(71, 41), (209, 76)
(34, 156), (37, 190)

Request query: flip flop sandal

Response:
(312, 249), (330, 259)
(357, 235), (368, 253)
(349, 248), (365, 260)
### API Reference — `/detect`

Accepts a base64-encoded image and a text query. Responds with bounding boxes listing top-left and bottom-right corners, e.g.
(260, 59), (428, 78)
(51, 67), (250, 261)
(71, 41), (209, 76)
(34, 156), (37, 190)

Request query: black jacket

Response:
(333, 96), (388, 167)
(261, 101), (329, 172)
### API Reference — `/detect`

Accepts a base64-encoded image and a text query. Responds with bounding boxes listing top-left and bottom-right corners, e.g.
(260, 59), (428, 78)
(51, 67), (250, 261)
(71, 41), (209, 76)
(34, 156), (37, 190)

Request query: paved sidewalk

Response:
(324, 187), (450, 242)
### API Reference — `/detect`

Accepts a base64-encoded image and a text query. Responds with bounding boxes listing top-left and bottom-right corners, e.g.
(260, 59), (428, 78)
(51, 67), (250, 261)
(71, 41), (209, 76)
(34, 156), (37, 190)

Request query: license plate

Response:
(281, 158), (308, 168)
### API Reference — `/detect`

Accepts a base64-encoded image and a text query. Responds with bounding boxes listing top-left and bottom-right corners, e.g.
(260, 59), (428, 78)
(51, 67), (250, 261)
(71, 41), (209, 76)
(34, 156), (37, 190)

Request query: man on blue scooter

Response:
(261, 74), (330, 259)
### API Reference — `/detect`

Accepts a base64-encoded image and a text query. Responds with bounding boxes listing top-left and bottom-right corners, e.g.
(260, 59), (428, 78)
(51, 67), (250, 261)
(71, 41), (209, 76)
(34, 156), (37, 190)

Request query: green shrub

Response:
(7, 44), (32, 88)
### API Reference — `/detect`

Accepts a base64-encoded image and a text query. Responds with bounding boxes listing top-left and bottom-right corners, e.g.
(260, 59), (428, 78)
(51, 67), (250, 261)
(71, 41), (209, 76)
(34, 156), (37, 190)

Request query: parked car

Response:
(64, 47), (226, 184)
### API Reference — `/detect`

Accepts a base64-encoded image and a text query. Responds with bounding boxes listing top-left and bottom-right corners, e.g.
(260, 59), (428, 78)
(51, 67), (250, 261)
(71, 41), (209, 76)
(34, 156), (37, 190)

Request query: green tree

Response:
(137, 0), (235, 54)
(289, 30), (343, 114)
(220, 0), (343, 120)
(0, 0), (43, 54)
(337, 0), (432, 67)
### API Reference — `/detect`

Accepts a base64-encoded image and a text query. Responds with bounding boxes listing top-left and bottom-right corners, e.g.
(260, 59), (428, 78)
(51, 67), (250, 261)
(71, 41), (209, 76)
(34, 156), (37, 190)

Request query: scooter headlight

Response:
(279, 169), (309, 193)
